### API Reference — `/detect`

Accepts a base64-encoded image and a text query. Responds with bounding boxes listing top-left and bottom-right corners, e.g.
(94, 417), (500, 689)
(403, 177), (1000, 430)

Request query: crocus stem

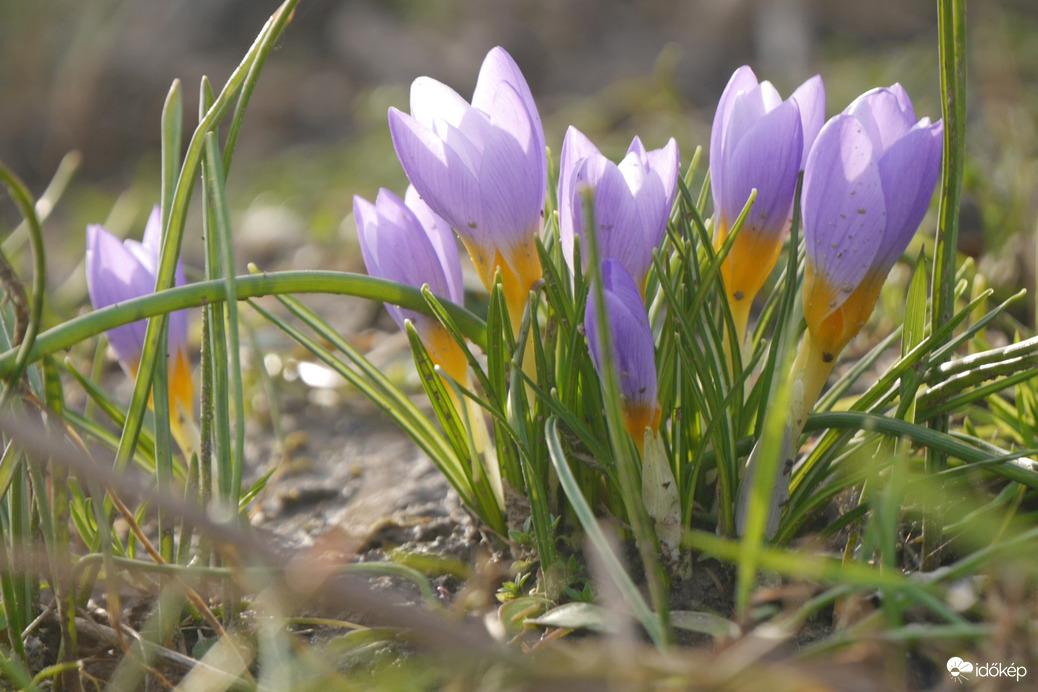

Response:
(729, 292), (752, 348)
(465, 395), (504, 508)
(170, 412), (202, 461)
(723, 295), (752, 388)
(788, 328), (836, 433)
(736, 329), (835, 537)
(427, 324), (505, 510)
(501, 250), (542, 412)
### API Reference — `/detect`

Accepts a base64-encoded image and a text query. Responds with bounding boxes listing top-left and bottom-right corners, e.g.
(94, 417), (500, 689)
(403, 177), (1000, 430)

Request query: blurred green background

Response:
(0, 0), (1035, 316)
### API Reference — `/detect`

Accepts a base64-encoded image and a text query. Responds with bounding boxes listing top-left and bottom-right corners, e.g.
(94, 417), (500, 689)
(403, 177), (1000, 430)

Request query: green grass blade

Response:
(160, 79), (182, 229)
(204, 131), (245, 512)
(897, 251), (929, 422)
(0, 270), (486, 379)
(805, 411), (1038, 487)
(0, 162), (46, 406)
(924, 0), (968, 571)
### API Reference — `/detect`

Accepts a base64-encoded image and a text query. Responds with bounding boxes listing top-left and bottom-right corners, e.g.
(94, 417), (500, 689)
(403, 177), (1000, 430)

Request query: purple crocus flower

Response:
(559, 127), (679, 293)
(387, 46), (546, 331)
(802, 84), (943, 360)
(584, 258), (660, 449)
(86, 206), (192, 415)
(354, 186), (467, 382)
(711, 66), (825, 338)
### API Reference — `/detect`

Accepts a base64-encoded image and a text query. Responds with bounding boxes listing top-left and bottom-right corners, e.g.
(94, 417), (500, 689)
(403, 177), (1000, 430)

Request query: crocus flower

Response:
(354, 186), (467, 383)
(559, 126), (680, 293)
(711, 66), (825, 340)
(388, 46), (546, 332)
(584, 259), (660, 450)
(85, 206), (193, 419)
(802, 83), (943, 363)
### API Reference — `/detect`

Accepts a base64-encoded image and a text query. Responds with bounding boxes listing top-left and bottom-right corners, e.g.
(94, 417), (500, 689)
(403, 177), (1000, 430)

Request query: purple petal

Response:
(388, 107), (486, 247)
(710, 66), (760, 198)
(584, 259), (656, 408)
(355, 189), (462, 332)
(871, 119), (944, 274)
(558, 126), (602, 272)
(141, 206), (163, 259)
(722, 85), (776, 158)
(791, 75), (826, 165)
(720, 98), (803, 234)
(887, 83), (916, 121)
(410, 77), (473, 130)
(405, 185), (464, 305)
(846, 86), (917, 155)
(644, 137), (680, 212)
(472, 47), (547, 220)
(803, 114), (887, 315)
(576, 156), (642, 283)
(374, 189), (457, 304)
(472, 47), (544, 157)
(617, 140), (650, 195)
(435, 112), (492, 177)
(597, 164), (655, 287)
(477, 82), (546, 256)
(625, 156), (671, 264)
(570, 136), (678, 286)
(355, 195), (411, 331)
(86, 224), (154, 364)
(757, 80), (784, 110)
(626, 136), (648, 161)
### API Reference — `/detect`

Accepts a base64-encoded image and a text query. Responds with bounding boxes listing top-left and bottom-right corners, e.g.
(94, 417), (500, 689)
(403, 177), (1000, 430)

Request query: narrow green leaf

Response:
(0, 163), (46, 407)
(899, 251), (929, 422)
(0, 271), (487, 378)
(160, 79), (182, 229)
(924, 0), (968, 571)
(204, 131), (245, 511)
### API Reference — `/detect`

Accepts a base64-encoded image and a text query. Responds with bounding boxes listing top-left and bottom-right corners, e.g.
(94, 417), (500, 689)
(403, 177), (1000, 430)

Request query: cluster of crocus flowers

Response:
(388, 46), (546, 335)
(86, 206), (194, 452)
(366, 46), (943, 547)
(353, 186), (467, 384)
(710, 67), (825, 345)
(559, 127), (680, 292)
(583, 258), (661, 452)
(737, 83), (943, 537)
